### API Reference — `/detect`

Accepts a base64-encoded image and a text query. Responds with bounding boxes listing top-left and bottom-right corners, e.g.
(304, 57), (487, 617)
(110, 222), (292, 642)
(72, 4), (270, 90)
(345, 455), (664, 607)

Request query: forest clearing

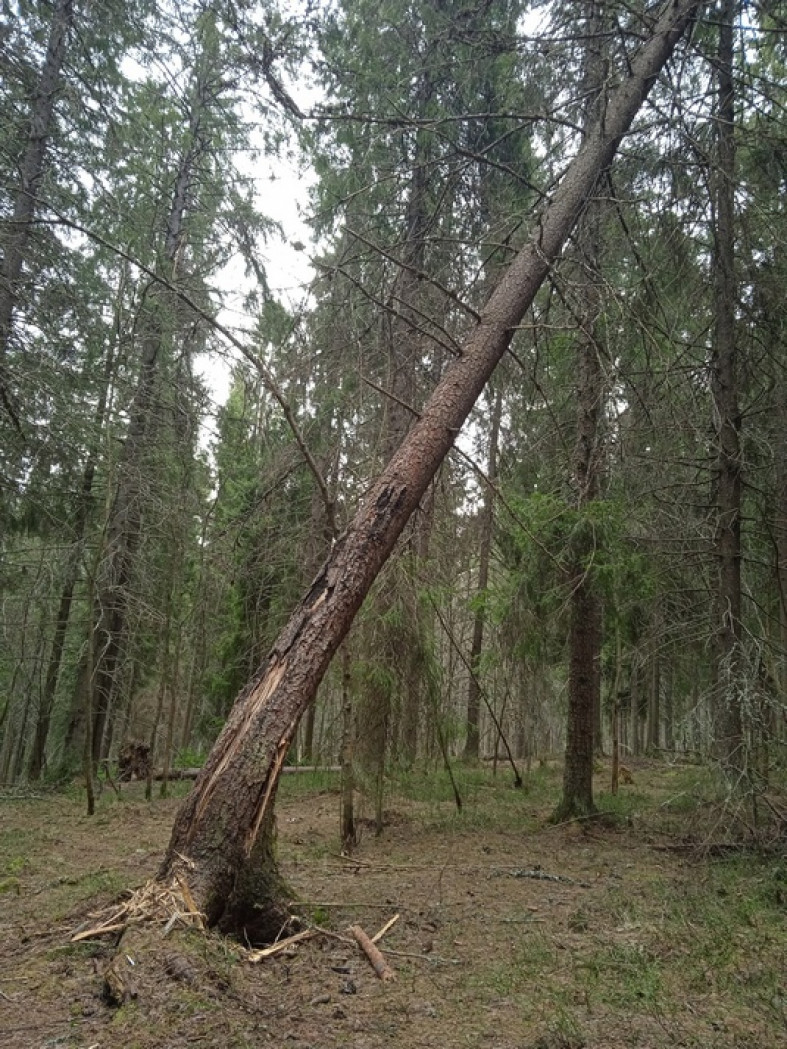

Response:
(1, 762), (785, 1049)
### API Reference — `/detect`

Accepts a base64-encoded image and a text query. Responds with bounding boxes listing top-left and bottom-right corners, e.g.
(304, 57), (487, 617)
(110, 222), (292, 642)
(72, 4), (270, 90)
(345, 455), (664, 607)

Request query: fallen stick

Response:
(350, 924), (396, 982)
(72, 921), (128, 942)
(383, 947), (459, 965)
(370, 913), (400, 943)
(246, 928), (316, 962)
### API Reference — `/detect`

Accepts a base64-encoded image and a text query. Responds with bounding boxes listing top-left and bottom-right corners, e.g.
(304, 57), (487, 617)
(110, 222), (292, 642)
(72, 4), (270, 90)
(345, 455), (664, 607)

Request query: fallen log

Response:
(350, 923), (396, 982)
(149, 765), (341, 782)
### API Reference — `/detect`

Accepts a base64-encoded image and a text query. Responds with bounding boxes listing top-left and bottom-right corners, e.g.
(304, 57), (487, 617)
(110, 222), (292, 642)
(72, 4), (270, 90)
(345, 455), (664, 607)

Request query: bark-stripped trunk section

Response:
(161, 0), (702, 942)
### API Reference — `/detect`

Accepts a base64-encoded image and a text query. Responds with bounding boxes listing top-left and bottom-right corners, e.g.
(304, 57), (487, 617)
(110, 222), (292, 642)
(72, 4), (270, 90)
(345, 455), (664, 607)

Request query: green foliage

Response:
(383, 762), (555, 833)
(174, 747), (205, 770)
(354, 659), (398, 700)
(278, 768), (341, 799)
(1, 0), (786, 817)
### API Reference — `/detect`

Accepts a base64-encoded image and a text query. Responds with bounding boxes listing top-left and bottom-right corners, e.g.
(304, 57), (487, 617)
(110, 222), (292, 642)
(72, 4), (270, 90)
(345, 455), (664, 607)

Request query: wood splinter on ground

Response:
(246, 913), (401, 974)
(351, 917), (398, 982)
(246, 928), (317, 962)
(70, 874), (205, 943)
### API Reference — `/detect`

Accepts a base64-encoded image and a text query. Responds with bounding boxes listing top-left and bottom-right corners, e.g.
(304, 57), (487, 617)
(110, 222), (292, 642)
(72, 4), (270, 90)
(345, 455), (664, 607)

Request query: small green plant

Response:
(596, 942), (662, 1008)
(278, 767), (341, 798)
(3, 853), (27, 876)
(174, 747), (205, 769)
(543, 1008), (587, 1048)
(311, 905), (330, 927)
(567, 908), (590, 932)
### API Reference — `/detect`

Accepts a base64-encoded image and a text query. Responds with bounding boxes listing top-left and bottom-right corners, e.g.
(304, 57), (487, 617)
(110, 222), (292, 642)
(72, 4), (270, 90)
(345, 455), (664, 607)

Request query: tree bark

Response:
(28, 310), (120, 779)
(90, 65), (211, 766)
(554, 0), (609, 821)
(90, 302), (162, 767)
(710, 0), (743, 771)
(464, 385), (503, 760)
(647, 642), (661, 752)
(339, 643), (356, 850)
(160, 0), (703, 942)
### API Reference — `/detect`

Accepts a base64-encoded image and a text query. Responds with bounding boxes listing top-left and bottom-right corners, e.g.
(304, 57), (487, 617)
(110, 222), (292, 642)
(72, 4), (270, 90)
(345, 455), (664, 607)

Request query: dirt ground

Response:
(1, 763), (785, 1048)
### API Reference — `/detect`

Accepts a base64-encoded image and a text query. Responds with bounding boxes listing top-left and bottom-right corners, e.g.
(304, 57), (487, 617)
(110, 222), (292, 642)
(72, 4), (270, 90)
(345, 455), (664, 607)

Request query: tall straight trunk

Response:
(146, 624), (172, 802)
(774, 378), (787, 754)
(381, 82), (435, 767)
(663, 659), (675, 751)
(339, 643), (356, 850)
(560, 570), (602, 815)
(28, 472), (93, 779)
(160, 0), (702, 942)
(10, 608), (50, 781)
(647, 648), (661, 752)
(610, 618), (623, 793)
(160, 625), (183, 798)
(0, 0), (74, 422)
(464, 385), (503, 760)
(300, 469), (339, 762)
(554, 0), (609, 821)
(28, 313), (120, 779)
(90, 76), (209, 765)
(710, 0), (743, 770)
(630, 662), (641, 756)
(90, 308), (163, 767)
(0, 550), (48, 781)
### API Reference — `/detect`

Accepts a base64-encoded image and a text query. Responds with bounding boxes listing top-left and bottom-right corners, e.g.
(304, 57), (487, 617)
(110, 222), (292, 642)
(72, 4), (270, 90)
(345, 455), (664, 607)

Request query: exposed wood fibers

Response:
(71, 871), (205, 943)
(192, 658), (287, 831)
(244, 720), (298, 857)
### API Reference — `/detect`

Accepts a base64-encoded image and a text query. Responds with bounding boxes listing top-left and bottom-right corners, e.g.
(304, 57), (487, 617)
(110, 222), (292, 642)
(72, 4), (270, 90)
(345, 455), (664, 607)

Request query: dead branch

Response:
(350, 924), (396, 982)
(370, 913), (400, 943)
(246, 928), (316, 962)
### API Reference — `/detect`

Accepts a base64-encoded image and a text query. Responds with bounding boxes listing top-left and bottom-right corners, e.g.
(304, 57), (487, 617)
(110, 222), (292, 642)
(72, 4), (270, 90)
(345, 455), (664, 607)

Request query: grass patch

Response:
(585, 942), (663, 1009)
(277, 767), (342, 798)
(381, 761), (561, 833)
(2, 758), (785, 1049)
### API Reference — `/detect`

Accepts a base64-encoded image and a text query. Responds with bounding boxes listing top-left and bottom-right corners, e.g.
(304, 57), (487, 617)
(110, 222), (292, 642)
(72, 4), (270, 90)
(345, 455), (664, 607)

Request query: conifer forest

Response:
(1, 0), (787, 979)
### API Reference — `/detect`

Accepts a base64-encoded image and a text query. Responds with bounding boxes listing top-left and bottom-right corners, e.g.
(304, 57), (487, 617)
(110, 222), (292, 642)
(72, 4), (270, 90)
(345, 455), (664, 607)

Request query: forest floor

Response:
(0, 760), (785, 1049)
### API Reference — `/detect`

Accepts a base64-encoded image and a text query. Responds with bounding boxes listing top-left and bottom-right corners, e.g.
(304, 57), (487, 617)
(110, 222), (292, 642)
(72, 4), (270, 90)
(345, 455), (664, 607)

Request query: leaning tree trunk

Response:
(160, 0), (703, 943)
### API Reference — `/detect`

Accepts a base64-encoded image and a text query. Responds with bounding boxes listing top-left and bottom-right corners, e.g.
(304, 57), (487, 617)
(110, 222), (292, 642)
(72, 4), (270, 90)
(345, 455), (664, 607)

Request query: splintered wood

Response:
(71, 873), (205, 942)
(246, 928), (317, 962)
